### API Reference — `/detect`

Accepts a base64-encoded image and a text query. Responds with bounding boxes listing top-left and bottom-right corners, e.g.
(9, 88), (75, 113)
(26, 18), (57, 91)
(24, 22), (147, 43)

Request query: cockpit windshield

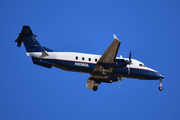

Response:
(139, 64), (146, 67)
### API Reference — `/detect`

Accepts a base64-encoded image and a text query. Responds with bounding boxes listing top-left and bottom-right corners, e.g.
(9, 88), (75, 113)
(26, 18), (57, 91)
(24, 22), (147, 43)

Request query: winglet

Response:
(113, 34), (118, 40)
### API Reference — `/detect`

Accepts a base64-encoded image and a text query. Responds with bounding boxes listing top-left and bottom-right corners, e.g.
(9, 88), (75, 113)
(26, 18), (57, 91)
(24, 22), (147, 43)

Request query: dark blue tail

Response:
(15, 26), (53, 52)
(15, 26), (54, 68)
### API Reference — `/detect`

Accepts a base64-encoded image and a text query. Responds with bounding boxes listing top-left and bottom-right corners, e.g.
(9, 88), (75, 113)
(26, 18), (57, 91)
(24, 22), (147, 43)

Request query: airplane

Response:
(15, 25), (165, 91)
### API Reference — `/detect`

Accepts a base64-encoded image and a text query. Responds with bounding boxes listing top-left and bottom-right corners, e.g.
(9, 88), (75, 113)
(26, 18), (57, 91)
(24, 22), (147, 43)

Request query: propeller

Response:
(118, 52), (132, 89)
(129, 51), (132, 63)
(128, 51), (132, 74)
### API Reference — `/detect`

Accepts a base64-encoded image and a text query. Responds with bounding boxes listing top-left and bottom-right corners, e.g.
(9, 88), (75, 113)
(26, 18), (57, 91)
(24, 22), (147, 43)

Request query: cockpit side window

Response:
(139, 64), (146, 67)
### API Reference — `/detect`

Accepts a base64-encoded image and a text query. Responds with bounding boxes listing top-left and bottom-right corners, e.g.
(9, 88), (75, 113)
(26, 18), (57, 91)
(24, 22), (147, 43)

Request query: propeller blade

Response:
(118, 77), (125, 89)
(128, 65), (130, 74)
(129, 51), (132, 63)
(119, 79), (122, 89)
(127, 51), (131, 74)
(119, 77), (123, 89)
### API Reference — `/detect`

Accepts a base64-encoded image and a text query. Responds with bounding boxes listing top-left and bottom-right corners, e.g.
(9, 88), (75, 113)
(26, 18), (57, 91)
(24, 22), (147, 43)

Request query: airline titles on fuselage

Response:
(75, 62), (89, 67)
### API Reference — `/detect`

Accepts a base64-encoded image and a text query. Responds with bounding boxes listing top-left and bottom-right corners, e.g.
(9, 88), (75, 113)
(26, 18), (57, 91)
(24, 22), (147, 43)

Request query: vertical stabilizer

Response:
(15, 26), (48, 53)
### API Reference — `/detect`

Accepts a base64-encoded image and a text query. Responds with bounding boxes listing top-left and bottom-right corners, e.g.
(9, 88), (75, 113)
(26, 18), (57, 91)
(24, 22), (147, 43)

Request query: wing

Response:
(87, 35), (121, 90)
(86, 75), (109, 89)
(98, 35), (121, 64)
(93, 35), (121, 72)
(86, 75), (119, 90)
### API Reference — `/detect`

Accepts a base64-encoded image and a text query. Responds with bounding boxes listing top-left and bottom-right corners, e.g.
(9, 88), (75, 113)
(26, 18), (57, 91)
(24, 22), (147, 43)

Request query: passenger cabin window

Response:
(76, 56), (78, 60)
(82, 57), (85, 61)
(89, 58), (91, 61)
(95, 58), (97, 62)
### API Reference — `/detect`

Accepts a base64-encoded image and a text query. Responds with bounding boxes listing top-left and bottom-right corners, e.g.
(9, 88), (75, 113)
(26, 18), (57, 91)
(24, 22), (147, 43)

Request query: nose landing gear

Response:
(159, 79), (163, 91)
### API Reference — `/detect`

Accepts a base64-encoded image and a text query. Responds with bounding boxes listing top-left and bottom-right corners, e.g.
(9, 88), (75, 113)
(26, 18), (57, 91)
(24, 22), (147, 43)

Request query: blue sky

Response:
(1, 0), (180, 119)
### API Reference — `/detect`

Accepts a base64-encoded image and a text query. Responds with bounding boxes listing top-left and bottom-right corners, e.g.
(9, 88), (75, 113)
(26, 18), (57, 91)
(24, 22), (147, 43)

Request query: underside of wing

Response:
(86, 75), (119, 90)
(86, 75), (109, 89)
(86, 79), (99, 89)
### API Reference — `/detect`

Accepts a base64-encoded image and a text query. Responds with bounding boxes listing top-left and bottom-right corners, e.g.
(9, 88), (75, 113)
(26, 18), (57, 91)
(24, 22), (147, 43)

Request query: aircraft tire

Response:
(159, 87), (163, 91)
(93, 86), (98, 91)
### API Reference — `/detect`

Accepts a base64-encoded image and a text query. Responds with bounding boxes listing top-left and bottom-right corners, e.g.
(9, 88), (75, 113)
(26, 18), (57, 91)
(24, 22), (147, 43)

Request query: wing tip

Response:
(113, 34), (118, 39)
(113, 34), (121, 42)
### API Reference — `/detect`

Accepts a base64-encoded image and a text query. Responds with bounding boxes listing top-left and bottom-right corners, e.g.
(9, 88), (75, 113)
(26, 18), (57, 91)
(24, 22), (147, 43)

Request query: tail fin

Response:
(15, 26), (34, 47)
(15, 26), (49, 54)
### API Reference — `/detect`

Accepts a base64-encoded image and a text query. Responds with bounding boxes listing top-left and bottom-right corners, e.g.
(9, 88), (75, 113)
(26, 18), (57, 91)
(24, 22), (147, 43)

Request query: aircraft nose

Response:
(157, 73), (165, 79)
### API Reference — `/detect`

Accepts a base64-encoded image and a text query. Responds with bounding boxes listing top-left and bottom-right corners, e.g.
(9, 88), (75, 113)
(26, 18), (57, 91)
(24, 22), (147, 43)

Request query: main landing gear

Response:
(102, 67), (107, 76)
(93, 86), (98, 91)
(159, 79), (163, 91)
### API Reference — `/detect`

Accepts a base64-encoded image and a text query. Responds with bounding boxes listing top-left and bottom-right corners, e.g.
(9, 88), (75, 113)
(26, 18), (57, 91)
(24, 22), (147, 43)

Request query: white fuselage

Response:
(27, 51), (159, 78)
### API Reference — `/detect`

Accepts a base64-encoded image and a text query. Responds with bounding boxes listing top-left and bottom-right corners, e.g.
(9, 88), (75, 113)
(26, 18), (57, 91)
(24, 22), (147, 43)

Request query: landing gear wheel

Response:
(93, 86), (98, 91)
(158, 79), (163, 91)
(159, 87), (163, 91)
(102, 71), (106, 76)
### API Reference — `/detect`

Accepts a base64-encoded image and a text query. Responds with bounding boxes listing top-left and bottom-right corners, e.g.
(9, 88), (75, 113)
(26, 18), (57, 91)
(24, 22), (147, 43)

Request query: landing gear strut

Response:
(102, 67), (106, 76)
(158, 79), (163, 91)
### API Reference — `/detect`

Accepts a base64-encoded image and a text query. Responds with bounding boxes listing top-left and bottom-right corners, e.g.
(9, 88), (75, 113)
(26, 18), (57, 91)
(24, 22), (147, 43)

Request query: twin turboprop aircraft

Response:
(15, 26), (164, 91)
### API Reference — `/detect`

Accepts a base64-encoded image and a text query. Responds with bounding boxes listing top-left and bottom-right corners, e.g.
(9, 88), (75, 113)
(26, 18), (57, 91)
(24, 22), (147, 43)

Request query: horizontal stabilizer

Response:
(15, 35), (23, 47)
(15, 26), (34, 47)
